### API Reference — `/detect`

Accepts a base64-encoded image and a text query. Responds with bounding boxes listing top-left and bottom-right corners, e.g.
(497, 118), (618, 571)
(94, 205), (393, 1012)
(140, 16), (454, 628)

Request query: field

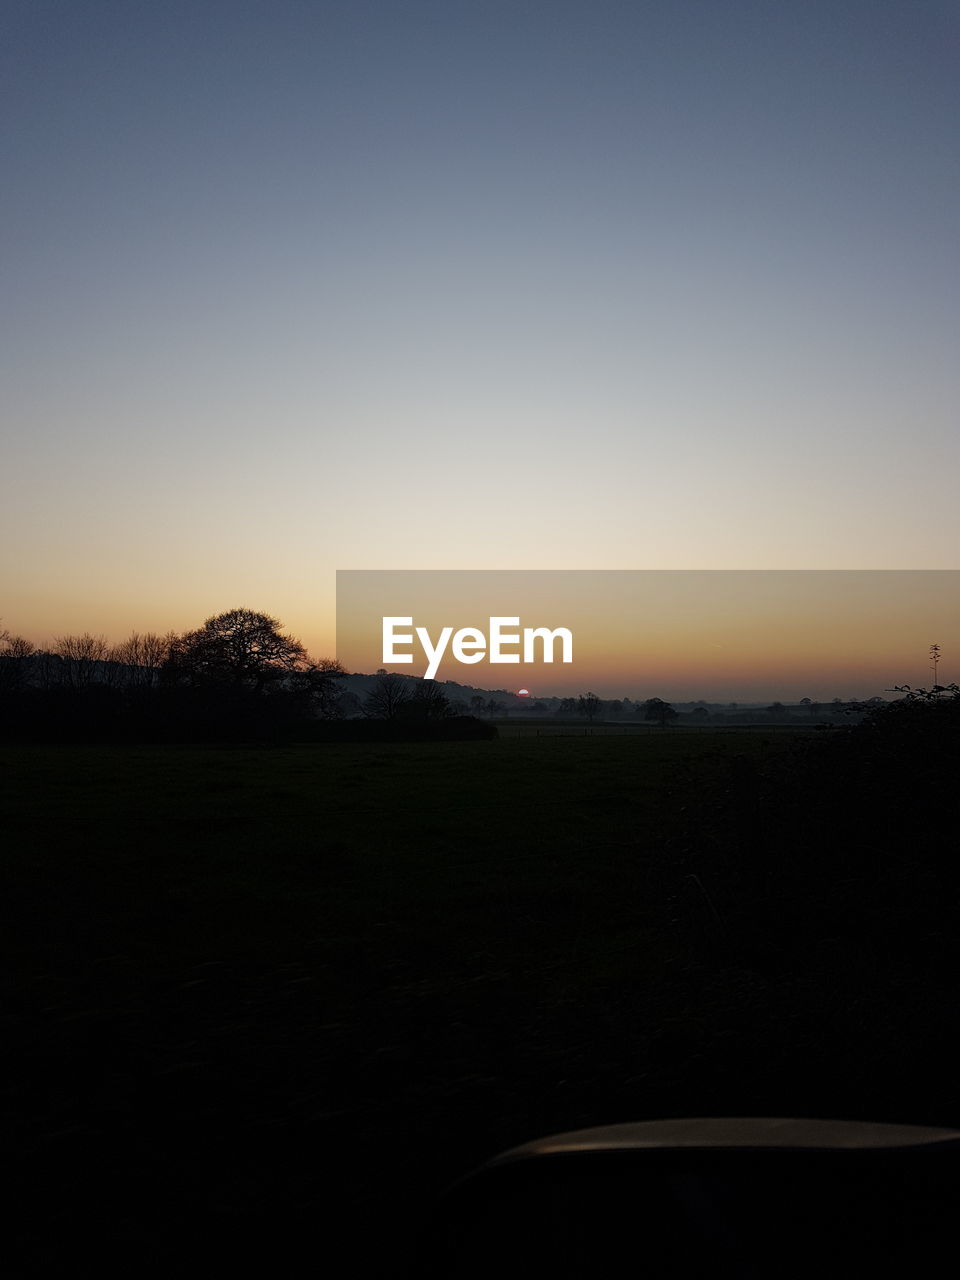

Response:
(491, 717), (820, 736)
(2, 730), (954, 1273)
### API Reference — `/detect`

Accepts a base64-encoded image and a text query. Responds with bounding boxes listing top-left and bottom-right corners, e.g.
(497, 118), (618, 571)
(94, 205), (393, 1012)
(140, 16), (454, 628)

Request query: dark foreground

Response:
(3, 725), (958, 1274)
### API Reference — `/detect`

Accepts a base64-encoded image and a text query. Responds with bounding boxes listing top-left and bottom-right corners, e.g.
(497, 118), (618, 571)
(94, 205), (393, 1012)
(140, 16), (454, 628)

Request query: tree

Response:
(470, 695), (487, 717)
(53, 632), (110, 690)
(166, 608), (308, 691)
(364, 672), (412, 719)
(642, 697), (678, 728)
(2, 634), (33, 659)
(282, 659), (347, 718)
(0, 629), (34, 694)
(578, 692), (601, 721)
(557, 697), (577, 717)
(400, 680), (452, 722)
(111, 631), (174, 688)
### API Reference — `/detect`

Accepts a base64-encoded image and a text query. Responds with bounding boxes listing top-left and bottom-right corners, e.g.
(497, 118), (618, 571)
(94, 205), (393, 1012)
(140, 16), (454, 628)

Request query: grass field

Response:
(490, 717), (819, 736)
(2, 730), (953, 1272)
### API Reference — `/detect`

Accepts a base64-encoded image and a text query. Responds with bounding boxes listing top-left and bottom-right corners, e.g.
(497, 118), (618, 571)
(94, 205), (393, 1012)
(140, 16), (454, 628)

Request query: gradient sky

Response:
(2, 1), (958, 663)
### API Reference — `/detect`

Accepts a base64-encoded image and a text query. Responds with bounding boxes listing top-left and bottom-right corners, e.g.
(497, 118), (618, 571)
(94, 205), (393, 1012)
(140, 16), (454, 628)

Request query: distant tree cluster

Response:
(553, 694), (680, 725)
(362, 671), (455, 722)
(358, 671), (499, 741)
(540, 694), (876, 728)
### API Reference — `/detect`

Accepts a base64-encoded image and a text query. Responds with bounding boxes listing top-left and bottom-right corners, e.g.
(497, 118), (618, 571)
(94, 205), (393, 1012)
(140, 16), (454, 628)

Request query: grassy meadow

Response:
(3, 728), (955, 1272)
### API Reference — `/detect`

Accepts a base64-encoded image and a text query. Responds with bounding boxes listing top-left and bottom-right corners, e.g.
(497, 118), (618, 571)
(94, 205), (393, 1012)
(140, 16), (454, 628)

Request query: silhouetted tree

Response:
(400, 680), (452, 722)
(166, 608), (308, 691)
(0, 630), (34, 694)
(53, 632), (110, 690)
(111, 631), (174, 687)
(578, 692), (601, 721)
(557, 697), (577, 716)
(283, 659), (347, 717)
(364, 672), (412, 719)
(643, 697), (678, 728)
(2, 633), (34, 660)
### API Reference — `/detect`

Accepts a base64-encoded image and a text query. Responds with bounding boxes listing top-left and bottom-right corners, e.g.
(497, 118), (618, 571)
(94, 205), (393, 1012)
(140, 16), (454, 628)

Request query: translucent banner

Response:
(336, 570), (958, 702)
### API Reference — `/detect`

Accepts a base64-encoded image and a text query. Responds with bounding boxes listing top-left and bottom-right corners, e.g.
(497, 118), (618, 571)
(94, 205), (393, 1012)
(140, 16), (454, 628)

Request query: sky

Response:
(2, 1), (958, 672)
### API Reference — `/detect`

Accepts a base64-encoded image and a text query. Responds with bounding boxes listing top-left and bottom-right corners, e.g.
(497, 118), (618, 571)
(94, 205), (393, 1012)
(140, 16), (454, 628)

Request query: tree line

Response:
(0, 609), (493, 742)
(554, 694), (679, 726)
(0, 608), (916, 740)
(537, 695), (877, 726)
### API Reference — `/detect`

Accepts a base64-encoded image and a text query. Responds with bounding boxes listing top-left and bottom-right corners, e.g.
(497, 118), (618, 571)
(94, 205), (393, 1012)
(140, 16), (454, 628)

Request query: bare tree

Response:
(0, 630), (34, 693)
(2, 634), (34, 659)
(111, 631), (174, 687)
(404, 680), (452, 721)
(363, 671), (412, 719)
(53, 633), (110, 690)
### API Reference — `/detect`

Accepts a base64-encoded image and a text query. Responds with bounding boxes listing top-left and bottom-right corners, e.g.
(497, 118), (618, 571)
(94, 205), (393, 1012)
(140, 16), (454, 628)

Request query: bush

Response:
(673, 688), (960, 960)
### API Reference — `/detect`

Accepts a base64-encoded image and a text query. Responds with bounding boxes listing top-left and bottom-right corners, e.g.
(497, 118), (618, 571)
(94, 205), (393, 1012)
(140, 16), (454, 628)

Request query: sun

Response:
(517, 688), (530, 697)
